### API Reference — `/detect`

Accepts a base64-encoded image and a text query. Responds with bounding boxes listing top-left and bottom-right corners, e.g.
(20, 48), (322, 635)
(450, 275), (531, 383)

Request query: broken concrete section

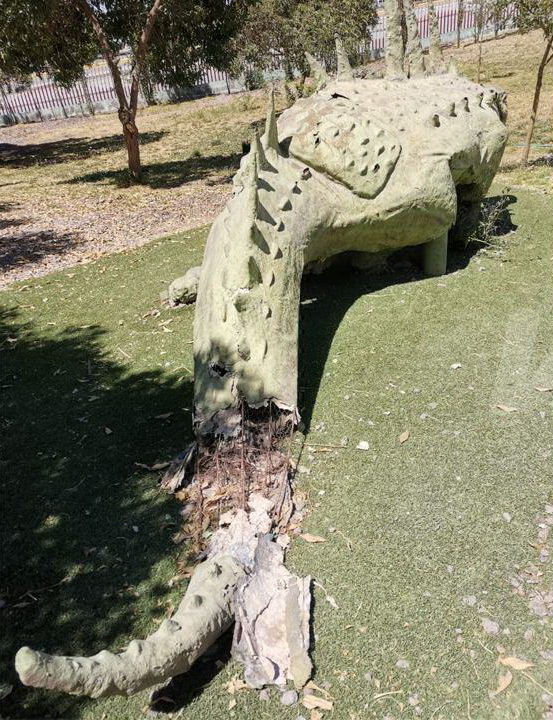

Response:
(15, 496), (311, 698)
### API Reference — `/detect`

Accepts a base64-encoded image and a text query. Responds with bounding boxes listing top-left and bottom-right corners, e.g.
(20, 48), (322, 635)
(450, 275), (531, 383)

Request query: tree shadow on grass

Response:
(500, 154), (553, 172)
(0, 229), (84, 275)
(298, 193), (518, 432)
(0, 202), (26, 231)
(0, 192), (519, 717)
(0, 306), (193, 719)
(65, 151), (243, 189)
(0, 131), (166, 169)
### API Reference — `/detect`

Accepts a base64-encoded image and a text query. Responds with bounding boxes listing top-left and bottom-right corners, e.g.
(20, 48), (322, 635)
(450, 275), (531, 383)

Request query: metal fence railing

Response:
(0, 1), (517, 126)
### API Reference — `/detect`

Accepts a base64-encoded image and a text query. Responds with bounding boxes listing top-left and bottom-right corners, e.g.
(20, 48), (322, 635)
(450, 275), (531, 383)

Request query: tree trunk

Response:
(457, 0), (464, 48)
(74, 0), (167, 182)
(521, 36), (553, 167)
(81, 74), (95, 116)
(477, 36), (483, 82)
(399, 0), (408, 57)
(119, 109), (142, 181)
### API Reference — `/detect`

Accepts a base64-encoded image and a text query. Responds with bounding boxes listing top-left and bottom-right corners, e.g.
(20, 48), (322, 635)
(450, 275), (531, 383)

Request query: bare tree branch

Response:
(72, 0), (129, 110)
(129, 0), (167, 113)
(137, 0), (166, 67)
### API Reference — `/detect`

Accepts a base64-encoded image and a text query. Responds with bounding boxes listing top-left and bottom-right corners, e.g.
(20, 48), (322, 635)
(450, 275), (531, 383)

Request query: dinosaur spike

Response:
(384, 0), (406, 79)
(305, 52), (328, 90)
(335, 35), (353, 81)
(428, 1), (445, 73)
(239, 137), (259, 222)
(252, 128), (269, 172)
(404, 0), (426, 77)
(263, 88), (280, 153)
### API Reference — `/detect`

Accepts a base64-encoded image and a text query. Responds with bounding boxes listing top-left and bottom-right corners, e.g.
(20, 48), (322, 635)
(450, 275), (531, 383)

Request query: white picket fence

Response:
(0, 1), (517, 126)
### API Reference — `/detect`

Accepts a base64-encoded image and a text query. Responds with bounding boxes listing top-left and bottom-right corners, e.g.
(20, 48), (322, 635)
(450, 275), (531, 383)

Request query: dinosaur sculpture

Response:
(193, 20), (507, 438)
(15, 0), (508, 701)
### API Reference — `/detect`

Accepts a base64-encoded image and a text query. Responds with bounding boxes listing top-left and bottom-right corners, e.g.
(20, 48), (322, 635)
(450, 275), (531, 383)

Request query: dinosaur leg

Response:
(423, 233), (448, 276)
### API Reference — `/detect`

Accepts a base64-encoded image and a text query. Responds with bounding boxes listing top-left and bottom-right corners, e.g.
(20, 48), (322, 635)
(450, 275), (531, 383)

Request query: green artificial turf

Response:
(1, 188), (552, 719)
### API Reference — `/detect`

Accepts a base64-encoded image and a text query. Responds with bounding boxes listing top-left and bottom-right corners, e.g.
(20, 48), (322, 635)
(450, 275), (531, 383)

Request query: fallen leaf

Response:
(310, 711), (323, 720)
(498, 656), (534, 670)
(104, 427), (113, 435)
(450, 362), (462, 369)
(224, 676), (249, 695)
(305, 681), (333, 699)
(154, 412), (174, 420)
(0, 683), (13, 701)
(482, 618), (500, 635)
(534, 386), (553, 393)
(228, 698), (237, 710)
(134, 461), (170, 471)
(314, 580), (339, 609)
(356, 440), (369, 451)
(399, 430), (410, 444)
(142, 308), (161, 319)
(495, 404), (518, 412)
(302, 694), (333, 711)
(489, 670), (512, 698)
(300, 533), (326, 543)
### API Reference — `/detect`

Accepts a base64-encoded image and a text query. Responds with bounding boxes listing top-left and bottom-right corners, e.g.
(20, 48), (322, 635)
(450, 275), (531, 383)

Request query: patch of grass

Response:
(289, 187), (553, 719)
(447, 31), (553, 191)
(0, 92), (267, 193)
(1, 188), (552, 719)
(0, 228), (206, 719)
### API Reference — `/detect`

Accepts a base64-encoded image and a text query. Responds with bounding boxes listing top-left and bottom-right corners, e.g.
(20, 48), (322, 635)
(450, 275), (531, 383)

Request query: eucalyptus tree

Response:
(514, 0), (553, 166)
(229, 0), (378, 82)
(0, 0), (254, 180)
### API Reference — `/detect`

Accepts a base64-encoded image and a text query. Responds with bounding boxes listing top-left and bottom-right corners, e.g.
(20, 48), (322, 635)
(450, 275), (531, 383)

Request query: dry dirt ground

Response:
(0, 30), (551, 288)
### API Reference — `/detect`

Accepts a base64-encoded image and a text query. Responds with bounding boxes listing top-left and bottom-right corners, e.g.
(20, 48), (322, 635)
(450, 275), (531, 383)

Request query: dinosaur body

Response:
(194, 71), (508, 435)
